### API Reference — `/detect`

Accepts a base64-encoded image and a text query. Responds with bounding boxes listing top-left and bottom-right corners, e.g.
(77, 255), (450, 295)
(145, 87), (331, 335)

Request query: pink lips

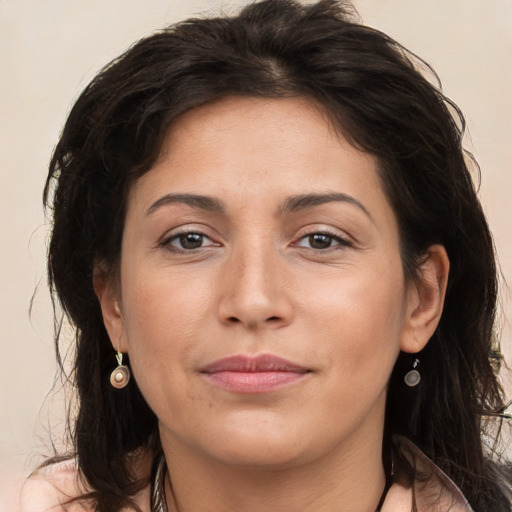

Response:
(201, 354), (310, 393)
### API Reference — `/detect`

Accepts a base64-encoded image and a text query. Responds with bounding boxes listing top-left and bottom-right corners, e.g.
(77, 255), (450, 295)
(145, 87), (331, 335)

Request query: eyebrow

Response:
(281, 192), (373, 220)
(146, 191), (372, 221)
(146, 193), (225, 216)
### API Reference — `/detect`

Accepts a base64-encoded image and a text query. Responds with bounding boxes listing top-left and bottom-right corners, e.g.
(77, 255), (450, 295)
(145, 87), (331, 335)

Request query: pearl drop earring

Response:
(110, 350), (131, 389)
(404, 358), (421, 387)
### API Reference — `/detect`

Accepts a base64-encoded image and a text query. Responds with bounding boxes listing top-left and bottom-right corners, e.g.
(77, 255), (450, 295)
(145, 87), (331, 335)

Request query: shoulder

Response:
(383, 436), (474, 512)
(20, 457), (152, 512)
(381, 483), (412, 512)
(20, 458), (93, 512)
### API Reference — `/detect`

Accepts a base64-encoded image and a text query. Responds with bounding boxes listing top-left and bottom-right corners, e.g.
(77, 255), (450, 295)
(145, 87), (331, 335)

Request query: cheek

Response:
(118, 266), (213, 397)
(302, 261), (407, 379)
(122, 262), (213, 338)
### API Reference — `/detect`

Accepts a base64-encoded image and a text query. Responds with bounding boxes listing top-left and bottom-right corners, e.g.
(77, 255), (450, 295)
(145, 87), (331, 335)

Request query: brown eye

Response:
(178, 233), (204, 249)
(296, 232), (350, 250)
(165, 232), (208, 250)
(308, 234), (333, 249)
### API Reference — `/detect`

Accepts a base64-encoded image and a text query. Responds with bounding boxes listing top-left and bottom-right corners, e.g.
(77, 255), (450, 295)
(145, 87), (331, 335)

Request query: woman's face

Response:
(104, 97), (424, 469)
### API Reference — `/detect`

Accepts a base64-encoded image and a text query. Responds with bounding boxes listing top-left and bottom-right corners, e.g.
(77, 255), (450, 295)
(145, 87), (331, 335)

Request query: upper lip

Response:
(201, 354), (310, 374)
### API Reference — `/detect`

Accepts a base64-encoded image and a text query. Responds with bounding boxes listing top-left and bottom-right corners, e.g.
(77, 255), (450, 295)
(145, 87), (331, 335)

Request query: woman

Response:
(21, 0), (511, 510)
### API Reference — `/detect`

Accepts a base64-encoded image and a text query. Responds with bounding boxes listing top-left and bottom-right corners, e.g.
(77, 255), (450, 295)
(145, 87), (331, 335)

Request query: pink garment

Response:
(20, 460), (150, 512)
(20, 439), (473, 512)
(381, 437), (473, 512)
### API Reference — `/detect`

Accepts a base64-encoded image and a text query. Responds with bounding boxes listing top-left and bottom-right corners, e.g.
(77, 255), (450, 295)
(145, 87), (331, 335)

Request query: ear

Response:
(400, 244), (450, 354)
(93, 266), (127, 353)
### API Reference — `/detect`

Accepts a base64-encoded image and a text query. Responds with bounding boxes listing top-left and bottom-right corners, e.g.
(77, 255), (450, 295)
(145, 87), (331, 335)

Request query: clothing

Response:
(381, 436), (473, 512)
(20, 438), (473, 512)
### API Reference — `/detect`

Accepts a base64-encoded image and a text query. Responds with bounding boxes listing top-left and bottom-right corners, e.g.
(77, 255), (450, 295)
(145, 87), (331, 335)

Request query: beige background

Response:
(1, 0), (511, 510)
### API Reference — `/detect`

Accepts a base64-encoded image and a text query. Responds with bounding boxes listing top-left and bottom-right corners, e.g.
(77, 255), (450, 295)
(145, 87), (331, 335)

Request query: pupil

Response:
(180, 233), (203, 249)
(309, 234), (331, 249)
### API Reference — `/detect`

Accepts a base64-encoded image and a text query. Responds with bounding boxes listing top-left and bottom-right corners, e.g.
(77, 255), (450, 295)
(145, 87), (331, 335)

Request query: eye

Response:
(162, 232), (215, 251)
(295, 232), (350, 250)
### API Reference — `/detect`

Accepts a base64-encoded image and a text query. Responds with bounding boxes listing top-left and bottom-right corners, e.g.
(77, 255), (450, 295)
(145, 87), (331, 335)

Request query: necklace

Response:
(149, 452), (390, 512)
(151, 452), (168, 512)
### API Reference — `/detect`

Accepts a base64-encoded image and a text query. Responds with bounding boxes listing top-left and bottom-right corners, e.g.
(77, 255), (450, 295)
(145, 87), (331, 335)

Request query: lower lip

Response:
(202, 371), (308, 393)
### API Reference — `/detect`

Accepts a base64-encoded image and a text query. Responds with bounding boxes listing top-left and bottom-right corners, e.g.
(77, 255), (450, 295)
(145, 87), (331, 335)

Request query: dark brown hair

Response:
(44, 1), (511, 510)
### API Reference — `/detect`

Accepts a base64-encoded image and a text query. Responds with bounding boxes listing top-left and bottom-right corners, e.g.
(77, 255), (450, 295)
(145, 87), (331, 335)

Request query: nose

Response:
(217, 243), (294, 330)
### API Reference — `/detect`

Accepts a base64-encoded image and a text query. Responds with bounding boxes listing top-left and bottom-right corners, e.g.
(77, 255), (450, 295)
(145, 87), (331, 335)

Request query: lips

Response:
(200, 354), (310, 393)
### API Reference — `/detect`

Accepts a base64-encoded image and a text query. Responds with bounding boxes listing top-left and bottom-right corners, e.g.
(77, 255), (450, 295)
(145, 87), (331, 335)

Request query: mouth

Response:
(200, 354), (311, 394)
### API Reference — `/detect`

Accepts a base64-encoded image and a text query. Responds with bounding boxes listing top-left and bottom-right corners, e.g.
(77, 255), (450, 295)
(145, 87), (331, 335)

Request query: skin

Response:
(96, 97), (449, 512)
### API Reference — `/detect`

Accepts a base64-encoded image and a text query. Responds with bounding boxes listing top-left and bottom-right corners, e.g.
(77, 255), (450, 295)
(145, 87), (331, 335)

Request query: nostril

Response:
(228, 317), (240, 323)
(266, 316), (280, 322)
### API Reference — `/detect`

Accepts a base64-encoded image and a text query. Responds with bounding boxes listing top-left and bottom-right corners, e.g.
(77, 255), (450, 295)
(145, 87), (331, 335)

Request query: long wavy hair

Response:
(44, 1), (511, 510)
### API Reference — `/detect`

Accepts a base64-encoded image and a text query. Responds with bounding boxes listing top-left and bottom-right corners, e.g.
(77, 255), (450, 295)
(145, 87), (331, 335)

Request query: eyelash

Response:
(160, 231), (218, 253)
(293, 230), (352, 251)
(160, 229), (351, 254)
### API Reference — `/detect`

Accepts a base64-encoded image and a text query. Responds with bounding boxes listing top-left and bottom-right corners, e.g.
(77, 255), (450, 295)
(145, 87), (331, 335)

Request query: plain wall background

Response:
(1, 0), (511, 510)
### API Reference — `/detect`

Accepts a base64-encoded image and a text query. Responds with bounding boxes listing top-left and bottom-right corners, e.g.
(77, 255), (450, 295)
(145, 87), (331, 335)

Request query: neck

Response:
(165, 446), (386, 512)
(159, 406), (387, 512)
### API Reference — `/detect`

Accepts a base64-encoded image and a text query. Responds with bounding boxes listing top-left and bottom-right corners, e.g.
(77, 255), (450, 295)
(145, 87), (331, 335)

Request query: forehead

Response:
(159, 96), (354, 171)
(162, 96), (337, 150)
(126, 96), (392, 225)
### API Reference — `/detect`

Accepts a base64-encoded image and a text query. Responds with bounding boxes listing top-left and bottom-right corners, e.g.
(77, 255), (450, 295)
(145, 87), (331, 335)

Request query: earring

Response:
(110, 350), (131, 389)
(404, 358), (421, 387)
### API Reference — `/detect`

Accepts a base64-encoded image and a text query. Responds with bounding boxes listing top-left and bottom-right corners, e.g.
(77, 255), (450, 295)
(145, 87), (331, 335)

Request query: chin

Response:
(211, 437), (307, 471)
(196, 414), (332, 471)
